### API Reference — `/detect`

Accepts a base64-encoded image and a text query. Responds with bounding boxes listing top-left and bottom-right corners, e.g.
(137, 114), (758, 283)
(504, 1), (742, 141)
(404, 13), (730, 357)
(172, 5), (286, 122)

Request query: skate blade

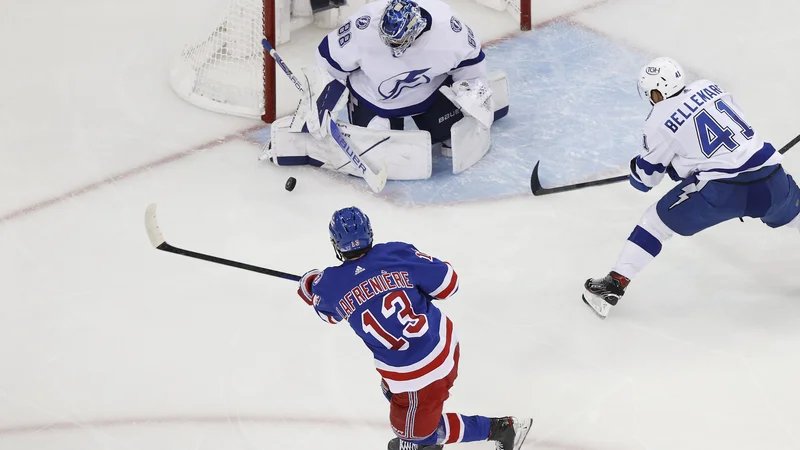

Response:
(581, 294), (608, 320)
(513, 418), (533, 450)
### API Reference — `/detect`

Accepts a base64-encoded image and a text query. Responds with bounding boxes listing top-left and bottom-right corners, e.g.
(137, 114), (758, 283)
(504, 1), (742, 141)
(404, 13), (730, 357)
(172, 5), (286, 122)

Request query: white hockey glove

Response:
(439, 78), (494, 129)
(291, 84), (327, 140)
(290, 72), (348, 141)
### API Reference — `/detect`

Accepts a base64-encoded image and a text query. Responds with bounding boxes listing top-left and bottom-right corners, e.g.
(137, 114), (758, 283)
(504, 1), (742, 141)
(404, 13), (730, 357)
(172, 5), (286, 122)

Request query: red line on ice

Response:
(0, 413), (386, 435)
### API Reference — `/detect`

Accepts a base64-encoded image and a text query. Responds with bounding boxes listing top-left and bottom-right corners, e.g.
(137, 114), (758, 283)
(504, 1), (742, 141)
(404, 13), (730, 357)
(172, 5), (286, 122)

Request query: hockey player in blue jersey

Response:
(583, 57), (800, 319)
(297, 207), (532, 450)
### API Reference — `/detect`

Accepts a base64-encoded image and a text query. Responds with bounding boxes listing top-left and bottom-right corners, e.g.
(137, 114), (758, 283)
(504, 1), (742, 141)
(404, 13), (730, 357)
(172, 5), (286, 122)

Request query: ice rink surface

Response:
(2, 0), (800, 449)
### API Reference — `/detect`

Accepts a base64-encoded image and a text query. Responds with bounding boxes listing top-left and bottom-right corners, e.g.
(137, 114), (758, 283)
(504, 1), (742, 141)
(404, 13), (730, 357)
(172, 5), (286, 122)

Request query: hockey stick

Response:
(261, 38), (388, 194)
(530, 163), (626, 196)
(144, 203), (301, 282)
(530, 132), (800, 196)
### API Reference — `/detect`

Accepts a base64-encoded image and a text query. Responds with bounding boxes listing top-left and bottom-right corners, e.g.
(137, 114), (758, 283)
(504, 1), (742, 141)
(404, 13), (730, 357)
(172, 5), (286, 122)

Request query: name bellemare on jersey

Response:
(634, 79), (782, 187)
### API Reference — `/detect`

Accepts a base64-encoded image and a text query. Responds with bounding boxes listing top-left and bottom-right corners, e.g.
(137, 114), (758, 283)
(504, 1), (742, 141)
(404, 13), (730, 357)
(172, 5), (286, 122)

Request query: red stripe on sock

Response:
(445, 413), (461, 444)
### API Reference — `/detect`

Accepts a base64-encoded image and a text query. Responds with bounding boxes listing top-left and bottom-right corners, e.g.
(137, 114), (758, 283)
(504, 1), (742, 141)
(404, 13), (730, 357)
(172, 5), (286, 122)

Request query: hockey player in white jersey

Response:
(313, 0), (491, 144)
(263, 0), (510, 179)
(583, 57), (800, 319)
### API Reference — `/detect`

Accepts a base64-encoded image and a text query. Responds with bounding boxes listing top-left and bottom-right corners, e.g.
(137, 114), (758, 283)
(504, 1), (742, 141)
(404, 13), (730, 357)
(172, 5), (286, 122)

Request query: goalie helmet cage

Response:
(169, 0), (532, 123)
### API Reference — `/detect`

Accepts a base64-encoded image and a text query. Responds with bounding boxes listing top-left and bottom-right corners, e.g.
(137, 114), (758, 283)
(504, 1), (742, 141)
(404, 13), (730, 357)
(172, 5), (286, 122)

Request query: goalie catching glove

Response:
(439, 78), (494, 129)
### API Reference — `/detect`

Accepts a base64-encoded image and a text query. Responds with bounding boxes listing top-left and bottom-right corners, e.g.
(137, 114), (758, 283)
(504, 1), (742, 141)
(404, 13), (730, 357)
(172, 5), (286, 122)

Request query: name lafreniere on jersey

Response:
(336, 270), (414, 320)
(663, 84), (725, 133)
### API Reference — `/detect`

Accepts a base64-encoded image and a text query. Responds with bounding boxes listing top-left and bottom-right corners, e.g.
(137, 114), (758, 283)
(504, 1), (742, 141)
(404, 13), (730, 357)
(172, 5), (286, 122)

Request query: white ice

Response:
(2, 0), (800, 449)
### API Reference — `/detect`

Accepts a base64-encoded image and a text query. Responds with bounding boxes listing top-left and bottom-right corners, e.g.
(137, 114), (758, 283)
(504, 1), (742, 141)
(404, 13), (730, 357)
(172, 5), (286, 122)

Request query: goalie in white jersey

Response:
(314, 0), (489, 146)
(263, 0), (508, 180)
(583, 57), (800, 319)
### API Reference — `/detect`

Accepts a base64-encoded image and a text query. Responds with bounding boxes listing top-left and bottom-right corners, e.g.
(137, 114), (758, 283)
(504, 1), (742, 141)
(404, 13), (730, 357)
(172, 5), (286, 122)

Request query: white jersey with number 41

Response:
(634, 79), (782, 188)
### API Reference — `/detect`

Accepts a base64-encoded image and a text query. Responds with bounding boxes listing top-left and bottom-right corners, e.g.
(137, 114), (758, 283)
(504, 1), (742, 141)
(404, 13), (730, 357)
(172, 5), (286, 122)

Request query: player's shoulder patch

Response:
(450, 16), (462, 33)
(356, 15), (371, 30)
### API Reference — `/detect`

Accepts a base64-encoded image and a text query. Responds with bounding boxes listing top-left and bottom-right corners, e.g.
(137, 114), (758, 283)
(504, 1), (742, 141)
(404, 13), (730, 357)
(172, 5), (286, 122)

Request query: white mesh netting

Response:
(170, 0), (269, 118)
(473, 0), (527, 28)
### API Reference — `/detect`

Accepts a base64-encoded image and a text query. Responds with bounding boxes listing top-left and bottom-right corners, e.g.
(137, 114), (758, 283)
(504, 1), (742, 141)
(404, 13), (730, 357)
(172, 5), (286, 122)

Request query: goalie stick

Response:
(262, 38), (388, 194)
(530, 132), (800, 196)
(144, 203), (301, 282)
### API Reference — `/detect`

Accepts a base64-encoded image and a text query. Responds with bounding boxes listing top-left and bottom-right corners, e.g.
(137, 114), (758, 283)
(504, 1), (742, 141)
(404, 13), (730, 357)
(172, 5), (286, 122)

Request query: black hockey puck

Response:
(285, 177), (297, 191)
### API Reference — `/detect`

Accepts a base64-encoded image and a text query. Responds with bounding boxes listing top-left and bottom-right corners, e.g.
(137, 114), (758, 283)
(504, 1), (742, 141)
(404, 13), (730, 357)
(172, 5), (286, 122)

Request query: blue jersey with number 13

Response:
(308, 242), (459, 393)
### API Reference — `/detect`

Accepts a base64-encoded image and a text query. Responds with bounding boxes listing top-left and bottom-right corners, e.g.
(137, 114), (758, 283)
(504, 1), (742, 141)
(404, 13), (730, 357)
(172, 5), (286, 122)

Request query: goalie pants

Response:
(348, 85), (463, 144)
(380, 344), (492, 446)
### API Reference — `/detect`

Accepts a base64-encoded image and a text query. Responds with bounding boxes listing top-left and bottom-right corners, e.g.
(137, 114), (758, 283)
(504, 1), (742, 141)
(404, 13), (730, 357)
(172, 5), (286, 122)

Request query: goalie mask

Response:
(379, 0), (427, 58)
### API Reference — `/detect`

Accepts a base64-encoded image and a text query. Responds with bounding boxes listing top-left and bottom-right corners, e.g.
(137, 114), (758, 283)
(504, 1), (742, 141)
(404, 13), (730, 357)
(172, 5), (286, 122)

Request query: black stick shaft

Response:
(156, 242), (301, 282)
(531, 132), (800, 196)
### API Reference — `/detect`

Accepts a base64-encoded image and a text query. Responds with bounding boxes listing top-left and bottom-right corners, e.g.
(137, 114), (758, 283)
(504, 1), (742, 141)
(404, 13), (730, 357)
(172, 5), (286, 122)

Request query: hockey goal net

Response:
(170, 0), (531, 123)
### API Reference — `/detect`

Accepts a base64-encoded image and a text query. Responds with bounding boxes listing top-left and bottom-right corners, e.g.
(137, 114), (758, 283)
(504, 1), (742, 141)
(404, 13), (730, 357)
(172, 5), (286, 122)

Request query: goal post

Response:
(262, 0), (276, 122)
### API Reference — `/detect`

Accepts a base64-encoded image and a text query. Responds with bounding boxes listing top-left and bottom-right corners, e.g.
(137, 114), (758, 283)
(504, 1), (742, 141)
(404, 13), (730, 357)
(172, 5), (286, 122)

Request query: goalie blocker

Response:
(261, 68), (510, 180)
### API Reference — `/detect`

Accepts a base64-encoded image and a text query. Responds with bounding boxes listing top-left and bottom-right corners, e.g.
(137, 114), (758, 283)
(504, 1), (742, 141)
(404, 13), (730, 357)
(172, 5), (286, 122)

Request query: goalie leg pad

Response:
(267, 119), (433, 180)
(450, 116), (490, 174)
(488, 70), (509, 121)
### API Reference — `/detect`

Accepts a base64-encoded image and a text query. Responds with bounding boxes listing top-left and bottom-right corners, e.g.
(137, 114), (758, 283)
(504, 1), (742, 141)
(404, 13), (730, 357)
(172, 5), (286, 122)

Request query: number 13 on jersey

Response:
(362, 291), (429, 350)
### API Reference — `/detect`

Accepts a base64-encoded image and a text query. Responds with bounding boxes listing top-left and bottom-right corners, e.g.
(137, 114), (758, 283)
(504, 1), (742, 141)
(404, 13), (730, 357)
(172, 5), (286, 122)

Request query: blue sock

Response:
(440, 413), (491, 444)
(402, 414), (492, 446)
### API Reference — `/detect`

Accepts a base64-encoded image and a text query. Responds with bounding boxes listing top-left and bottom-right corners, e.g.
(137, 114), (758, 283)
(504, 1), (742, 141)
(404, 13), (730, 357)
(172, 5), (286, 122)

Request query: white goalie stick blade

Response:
(145, 203), (167, 248)
(326, 116), (388, 193)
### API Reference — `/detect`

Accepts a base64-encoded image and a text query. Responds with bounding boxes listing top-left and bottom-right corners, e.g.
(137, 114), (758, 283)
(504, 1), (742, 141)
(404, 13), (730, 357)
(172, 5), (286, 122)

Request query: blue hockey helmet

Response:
(329, 207), (374, 260)
(379, 0), (427, 57)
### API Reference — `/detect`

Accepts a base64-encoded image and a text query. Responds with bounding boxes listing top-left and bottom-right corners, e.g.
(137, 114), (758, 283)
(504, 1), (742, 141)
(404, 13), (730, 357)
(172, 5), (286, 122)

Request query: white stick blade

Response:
(370, 166), (388, 193)
(144, 203), (166, 248)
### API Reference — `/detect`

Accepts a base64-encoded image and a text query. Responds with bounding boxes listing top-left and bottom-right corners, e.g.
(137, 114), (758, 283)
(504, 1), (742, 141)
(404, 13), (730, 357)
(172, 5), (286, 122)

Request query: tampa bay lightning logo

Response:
(378, 69), (432, 100)
(450, 16), (462, 32)
(356, 15), (370, 30)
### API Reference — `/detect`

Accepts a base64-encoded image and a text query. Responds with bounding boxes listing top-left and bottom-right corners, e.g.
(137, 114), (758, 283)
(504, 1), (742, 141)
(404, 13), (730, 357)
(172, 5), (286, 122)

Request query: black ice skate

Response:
(582, 271), (629, 319)
(489, 416), (533, 450)
(386, 437), (442, 450)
